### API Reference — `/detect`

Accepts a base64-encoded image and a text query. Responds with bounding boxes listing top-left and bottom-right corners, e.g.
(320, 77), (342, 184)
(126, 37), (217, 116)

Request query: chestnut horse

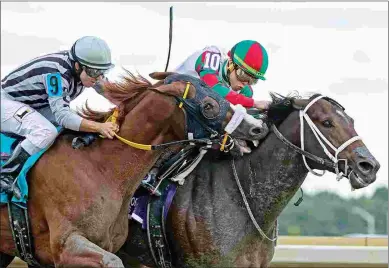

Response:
(0, 72), (268, 267)
(117, 93), (380, 268)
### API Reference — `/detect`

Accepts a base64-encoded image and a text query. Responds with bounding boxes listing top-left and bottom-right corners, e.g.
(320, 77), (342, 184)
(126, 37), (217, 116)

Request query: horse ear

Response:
(292, 99), (306, 110)
(149, 72), (176, 80)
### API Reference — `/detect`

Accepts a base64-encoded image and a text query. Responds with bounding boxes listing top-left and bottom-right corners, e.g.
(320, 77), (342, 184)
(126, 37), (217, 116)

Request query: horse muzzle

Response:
(249, 123), (269, 140)
(348, 147), (381, 189)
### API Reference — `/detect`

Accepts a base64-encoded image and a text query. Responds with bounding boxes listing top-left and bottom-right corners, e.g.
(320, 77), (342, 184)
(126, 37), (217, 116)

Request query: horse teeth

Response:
(242, 146), (251, 154)
(239, 145), (252, 155)
(252, 140), (259, 147)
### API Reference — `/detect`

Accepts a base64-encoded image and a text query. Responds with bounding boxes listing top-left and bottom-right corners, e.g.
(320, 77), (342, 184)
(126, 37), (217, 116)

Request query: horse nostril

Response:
(250, 127), (262, 136)
(357, 161), (374, 174)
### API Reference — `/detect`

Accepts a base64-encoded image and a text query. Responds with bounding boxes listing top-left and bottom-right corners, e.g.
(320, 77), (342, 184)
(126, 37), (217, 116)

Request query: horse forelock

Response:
(266, 91), (300, 127)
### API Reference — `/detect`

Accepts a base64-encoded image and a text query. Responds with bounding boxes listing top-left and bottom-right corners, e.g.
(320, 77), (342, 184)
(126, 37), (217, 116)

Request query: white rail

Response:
(272, 245), (388, 265)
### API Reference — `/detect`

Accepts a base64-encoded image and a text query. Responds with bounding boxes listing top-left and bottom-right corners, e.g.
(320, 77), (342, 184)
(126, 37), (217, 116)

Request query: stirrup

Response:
(0, 176), (22, 199)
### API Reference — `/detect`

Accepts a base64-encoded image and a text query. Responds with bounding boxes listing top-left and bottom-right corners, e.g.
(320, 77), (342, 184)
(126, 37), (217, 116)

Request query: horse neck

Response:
(237, 110), (309, 231)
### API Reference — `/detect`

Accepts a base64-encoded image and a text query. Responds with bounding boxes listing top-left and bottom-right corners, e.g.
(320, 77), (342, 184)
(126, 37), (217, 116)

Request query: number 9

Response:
(46, 73), (63, 97)
(50, 76), (59, 94)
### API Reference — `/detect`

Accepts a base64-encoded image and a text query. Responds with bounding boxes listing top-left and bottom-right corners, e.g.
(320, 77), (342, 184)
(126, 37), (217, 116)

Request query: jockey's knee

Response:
(37, 124), (59, 148)
(41, 124), (59, 147)
(23, 124), (59, 155)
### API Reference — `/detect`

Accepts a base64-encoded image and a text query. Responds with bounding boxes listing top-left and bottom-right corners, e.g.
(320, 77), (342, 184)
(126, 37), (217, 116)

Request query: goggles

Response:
(235, 66), (258, 85)
(82, 65), (108, 78)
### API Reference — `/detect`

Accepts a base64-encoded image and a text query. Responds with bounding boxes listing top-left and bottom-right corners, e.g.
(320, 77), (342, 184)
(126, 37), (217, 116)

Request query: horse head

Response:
(268, 93), (380, 189)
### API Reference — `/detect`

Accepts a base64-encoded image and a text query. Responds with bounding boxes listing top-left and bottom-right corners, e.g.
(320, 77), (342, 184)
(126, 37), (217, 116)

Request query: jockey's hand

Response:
(98, 122), (119, 139)
(253, 100), (271, 111)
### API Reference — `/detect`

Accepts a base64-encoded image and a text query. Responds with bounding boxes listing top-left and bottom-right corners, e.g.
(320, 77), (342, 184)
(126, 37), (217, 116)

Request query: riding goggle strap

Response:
(82, 65), (108, 78)
(236, 67), (258, 85)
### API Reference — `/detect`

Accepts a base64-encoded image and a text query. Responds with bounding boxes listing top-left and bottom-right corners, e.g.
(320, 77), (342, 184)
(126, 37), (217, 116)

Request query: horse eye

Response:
(322, 120), (333, 128)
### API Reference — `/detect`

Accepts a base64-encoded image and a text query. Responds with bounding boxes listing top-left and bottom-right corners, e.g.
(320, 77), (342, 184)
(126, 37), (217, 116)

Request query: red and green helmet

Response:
(228, 40), (269, 81)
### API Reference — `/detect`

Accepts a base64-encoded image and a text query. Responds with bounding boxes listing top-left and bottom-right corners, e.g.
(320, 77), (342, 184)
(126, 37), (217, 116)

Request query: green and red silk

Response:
(194, 52), (255, 107)
(228, 40), (268, 80)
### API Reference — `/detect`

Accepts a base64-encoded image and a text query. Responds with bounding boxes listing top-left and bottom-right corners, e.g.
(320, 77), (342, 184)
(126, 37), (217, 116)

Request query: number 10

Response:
(204, 52), (221, 71)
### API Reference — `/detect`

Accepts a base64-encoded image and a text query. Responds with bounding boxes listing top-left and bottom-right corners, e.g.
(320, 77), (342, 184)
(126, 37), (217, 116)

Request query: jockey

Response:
(174, 40), (271, 110)
(1, 36), (119, 198)
(140, 40), (272, 196)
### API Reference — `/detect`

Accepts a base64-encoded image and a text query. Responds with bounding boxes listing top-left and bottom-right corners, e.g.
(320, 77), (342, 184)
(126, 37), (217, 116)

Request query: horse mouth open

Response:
(231, 139), (260, 156)
(347, 158), (380, 190)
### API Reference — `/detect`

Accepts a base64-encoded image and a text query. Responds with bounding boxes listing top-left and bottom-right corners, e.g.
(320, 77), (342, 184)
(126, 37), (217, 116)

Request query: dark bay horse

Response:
(118, 92), (380, 268)
(0, 72), (268, 267)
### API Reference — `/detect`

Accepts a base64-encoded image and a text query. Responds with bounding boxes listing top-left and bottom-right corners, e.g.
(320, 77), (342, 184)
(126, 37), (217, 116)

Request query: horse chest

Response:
(234, 240), (275, 268)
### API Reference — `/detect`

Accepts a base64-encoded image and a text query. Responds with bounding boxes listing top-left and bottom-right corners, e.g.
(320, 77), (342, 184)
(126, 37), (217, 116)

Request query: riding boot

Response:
(0, 144), (31, 199)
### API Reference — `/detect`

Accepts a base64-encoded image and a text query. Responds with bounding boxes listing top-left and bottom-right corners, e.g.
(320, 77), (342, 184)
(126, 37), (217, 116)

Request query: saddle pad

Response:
(1, 127), (62, 205)
(129, 181), (177, 230)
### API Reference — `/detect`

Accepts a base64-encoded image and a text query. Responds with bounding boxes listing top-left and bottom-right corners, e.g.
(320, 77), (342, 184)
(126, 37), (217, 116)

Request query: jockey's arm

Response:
(44, 73), (117, 138)
(44, 73), (83, 131)
(78, 119), (116, 139)
(200, 71), (269, 110)
(238, 85), (269, 110)
(195, 51), (255, 108)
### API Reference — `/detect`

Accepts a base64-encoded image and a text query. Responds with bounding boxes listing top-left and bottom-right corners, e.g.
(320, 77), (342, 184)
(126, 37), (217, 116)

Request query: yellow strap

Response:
(109, 109), (119, 124)
(98, 108), (152, 150)
(179, 82), (190, 109)
(220, 132), (229, 151)
(114, 133), (152, 150)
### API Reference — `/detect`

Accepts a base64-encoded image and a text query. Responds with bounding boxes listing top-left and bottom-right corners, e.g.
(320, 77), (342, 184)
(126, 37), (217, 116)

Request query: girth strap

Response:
(7, 202), (44, 267)
(147, 179), (176, 268)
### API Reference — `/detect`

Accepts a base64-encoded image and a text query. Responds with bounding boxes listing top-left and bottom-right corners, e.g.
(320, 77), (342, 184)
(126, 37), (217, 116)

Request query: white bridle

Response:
(300, 95), (362, 181)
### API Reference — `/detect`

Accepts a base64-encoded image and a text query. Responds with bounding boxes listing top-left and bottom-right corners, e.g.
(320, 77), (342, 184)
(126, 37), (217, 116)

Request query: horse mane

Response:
(266, 91), (300, 127)
(266, 91), (324, 127)
(103, 69), (152, 104)
(78, 69), (153, 123)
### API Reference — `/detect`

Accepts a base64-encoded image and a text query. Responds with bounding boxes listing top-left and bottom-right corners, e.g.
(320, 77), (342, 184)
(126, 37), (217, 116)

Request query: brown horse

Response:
(0, 72), (268, 267)
(117, 93), (380, 268)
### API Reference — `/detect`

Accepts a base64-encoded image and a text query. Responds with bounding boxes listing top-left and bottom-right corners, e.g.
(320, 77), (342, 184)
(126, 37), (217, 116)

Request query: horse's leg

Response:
(54, 233), (124, 268)
(0, 253), (15, 268)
